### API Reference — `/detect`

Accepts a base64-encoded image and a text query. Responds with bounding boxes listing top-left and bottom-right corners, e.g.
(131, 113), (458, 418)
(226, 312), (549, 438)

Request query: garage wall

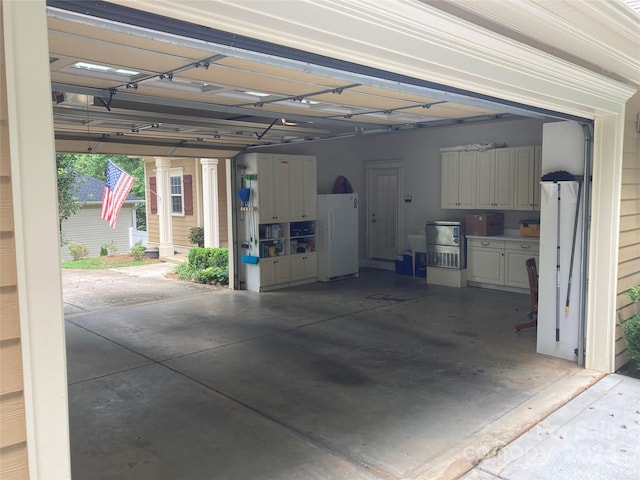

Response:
(262, 117), (544, 257)
(60, 204), (135, 260)
(615, 92), (640, 370)
(0, 10), (29, 474)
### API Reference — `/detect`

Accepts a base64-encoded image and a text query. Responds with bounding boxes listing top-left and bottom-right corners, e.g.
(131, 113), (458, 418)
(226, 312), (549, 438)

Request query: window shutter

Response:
(184, 175), (193, 215)
(149, 176), (157, 214)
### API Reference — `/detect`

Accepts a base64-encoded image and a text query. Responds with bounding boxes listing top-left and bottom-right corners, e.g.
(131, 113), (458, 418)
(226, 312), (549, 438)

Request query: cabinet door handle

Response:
(520, 245), (531, 249)
(481, 241), (490, 246)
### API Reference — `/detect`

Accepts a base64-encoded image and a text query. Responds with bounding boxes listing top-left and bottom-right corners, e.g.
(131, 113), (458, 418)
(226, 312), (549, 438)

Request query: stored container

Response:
(519, 219), (541, 237)
(465, 213), (504, 236)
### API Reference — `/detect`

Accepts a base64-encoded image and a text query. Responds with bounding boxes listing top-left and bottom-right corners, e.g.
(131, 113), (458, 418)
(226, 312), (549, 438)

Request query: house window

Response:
(170, 168), (184, 215)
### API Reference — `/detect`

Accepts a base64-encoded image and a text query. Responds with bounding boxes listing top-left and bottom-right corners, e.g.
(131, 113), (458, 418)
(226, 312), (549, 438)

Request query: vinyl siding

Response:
(0, 11), (29, 475)
(60, 204), (135, 260)
(615, 92), (640, 370)
(147, 158), (228, 249)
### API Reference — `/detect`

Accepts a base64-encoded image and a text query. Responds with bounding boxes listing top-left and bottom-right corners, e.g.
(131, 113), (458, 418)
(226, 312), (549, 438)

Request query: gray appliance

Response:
(425, 220), (466, 269)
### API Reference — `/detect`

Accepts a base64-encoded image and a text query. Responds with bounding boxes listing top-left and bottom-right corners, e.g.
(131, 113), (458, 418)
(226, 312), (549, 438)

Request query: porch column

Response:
(154, 157), (174, 257)
(200, 158), (220, 247)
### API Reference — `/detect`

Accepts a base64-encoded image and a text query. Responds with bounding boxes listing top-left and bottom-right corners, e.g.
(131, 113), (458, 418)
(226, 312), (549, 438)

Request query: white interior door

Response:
(366, 164), (401, 260)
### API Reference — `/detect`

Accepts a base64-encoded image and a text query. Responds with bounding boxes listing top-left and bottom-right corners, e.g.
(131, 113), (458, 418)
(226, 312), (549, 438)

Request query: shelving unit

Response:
(236, 153), (318, 292)
(289, 221), (316, 255)
(259, 223), (288, 258)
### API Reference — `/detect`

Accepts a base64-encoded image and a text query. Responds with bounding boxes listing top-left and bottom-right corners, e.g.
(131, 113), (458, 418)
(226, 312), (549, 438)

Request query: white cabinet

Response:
(237, 153), (318, 292)
(505, 242), (539, 289)
(289, 155), (317, 221)
(476, 148), (514, 209)
(467, 239), (505, 284)
(257, 154), (290, 222)
(468, 237), (539, 291)
(441, 151), (477, 209)
(260, 257), (290, 287)
(442, 145), (540, 211)
(514, 146), (542, 211)
(290, 252), (318, 282)
(534, 145), (542, 210)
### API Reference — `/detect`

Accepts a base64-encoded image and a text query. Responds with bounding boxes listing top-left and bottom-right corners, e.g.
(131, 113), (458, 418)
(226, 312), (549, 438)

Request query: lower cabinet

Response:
(467, 238), (539, 291)
(467, 240), (505, 284)
(260, 257), (290, 287)
(505, 244), (539, 289)
(290, 253), (318, 282)
(251, 253), (318, 291)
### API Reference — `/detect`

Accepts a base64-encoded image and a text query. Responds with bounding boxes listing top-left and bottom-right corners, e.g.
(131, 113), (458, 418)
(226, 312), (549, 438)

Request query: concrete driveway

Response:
(63, 264), (598, 480)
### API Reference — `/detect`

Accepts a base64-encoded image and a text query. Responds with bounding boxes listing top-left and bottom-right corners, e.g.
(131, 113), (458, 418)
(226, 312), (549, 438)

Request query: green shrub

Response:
(188, 226), (205, 248)
(180, 247), (229, 285)
(195, 266), (229, 285)
(188, 247), (228, 270)
(100, 246), (108, 256)
(622, 286), (640, 370)
(130, 241), (146, 260)
(68, 241), (90, 260)
(103, 240), (118, 255)
(175, 262), (197, 281)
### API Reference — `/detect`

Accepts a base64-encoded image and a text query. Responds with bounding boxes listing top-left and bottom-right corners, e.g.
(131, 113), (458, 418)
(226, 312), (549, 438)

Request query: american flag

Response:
(101, 161), (135, 229)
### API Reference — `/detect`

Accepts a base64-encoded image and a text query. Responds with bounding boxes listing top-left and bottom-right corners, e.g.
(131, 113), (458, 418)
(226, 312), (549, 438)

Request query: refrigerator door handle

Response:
(330, 209), (335, 240)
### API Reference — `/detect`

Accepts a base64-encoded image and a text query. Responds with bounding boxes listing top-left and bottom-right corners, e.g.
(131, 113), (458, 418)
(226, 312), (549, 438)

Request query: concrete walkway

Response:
(62, 264), (637, 479)
(462, 374), (640, 480)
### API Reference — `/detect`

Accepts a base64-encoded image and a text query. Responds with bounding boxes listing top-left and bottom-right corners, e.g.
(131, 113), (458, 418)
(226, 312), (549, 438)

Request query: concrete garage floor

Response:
(64, 266), (599, 480)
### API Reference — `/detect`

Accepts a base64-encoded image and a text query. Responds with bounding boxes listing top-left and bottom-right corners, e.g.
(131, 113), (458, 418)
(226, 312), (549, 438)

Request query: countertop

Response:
(466, 234), (540, 243)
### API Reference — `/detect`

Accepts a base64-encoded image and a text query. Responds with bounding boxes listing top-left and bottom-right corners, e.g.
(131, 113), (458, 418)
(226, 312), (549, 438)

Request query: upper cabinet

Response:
(258, 154), (290, 223)
(241, 153), (317, 223)
(442, 145), (540, 211)
(476, 148), (515, 210)
(514, 146), (542, 211)
(441, 151), (477, 209)
(288, 155), (317, 221)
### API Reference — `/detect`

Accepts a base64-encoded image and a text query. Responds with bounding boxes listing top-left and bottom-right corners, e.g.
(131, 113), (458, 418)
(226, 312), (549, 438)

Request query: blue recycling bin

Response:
(395, 252), (413, 275)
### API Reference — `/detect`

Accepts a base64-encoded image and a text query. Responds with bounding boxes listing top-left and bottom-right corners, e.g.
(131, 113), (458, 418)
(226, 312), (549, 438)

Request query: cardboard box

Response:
(519, 220), (540, 237)
(466, 213), (504, 236)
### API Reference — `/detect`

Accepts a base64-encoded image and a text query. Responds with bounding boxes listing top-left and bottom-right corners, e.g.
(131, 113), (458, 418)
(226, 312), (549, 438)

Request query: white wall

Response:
(60, 204), (135, 260)
(261, 117), (544, 257)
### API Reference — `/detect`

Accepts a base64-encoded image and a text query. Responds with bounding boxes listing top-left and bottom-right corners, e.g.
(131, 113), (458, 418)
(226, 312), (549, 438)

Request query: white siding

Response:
(60, 204), (135, 260)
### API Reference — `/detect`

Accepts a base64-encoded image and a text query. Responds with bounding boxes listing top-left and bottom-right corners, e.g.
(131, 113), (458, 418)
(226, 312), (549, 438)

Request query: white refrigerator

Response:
(317, 193), (359, 282)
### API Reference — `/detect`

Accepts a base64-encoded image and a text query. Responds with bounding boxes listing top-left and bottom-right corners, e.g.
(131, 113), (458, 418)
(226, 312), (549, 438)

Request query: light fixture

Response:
(72, 62), (139, 77)
(244, 91), (271, 97)
(52, 92), (94, 107)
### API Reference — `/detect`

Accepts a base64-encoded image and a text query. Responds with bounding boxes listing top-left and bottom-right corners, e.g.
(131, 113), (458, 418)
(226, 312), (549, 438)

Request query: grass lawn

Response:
(61, 254), (160, 269)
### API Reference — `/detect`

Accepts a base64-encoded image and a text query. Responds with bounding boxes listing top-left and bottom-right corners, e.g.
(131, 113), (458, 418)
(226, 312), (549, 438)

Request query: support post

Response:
(200, 158), (220, 248)
(154, 157), (174, 257)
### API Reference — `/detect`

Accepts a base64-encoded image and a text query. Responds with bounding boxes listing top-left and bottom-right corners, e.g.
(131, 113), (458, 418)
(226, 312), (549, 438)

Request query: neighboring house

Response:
(60, 173), (142, 260)
(145, 157), (228, 256)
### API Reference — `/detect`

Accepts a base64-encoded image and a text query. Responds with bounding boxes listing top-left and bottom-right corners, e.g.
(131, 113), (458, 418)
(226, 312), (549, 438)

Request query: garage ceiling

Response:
(48, 3), (527, 158)
(49, 0), (637, 158)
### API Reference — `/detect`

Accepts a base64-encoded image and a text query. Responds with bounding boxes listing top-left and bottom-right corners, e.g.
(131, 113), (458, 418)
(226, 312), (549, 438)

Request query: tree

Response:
(56, 154), (81, 243)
